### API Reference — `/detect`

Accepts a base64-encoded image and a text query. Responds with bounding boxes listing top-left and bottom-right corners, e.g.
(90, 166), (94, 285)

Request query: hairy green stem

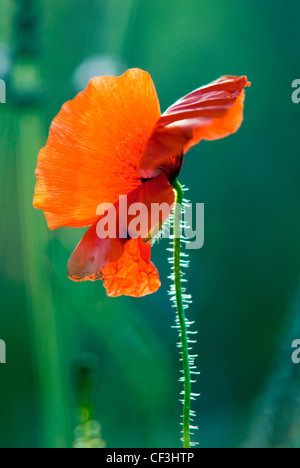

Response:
(172, 179), (191, 448)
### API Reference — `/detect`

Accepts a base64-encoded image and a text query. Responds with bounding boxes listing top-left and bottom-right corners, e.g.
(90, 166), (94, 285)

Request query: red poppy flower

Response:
(34, 69), (250, 297)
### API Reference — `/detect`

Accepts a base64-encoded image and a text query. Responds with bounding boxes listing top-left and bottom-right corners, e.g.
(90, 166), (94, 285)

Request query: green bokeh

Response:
(0, 0), (300, 448)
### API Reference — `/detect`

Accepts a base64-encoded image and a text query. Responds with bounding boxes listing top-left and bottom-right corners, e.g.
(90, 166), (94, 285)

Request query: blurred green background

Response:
(1, 0), (300, 448)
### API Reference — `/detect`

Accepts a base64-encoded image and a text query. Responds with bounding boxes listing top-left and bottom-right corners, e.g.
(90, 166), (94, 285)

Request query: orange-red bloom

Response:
(34, 69), (250, 297)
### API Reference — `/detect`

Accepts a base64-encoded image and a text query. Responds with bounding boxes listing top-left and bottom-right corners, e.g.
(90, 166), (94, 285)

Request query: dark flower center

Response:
(141, 153), (184, 184)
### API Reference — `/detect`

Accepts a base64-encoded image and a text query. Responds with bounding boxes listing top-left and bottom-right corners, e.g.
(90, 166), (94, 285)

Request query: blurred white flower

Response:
(73, 55), (127, 92)
(0, 44), (11, 79)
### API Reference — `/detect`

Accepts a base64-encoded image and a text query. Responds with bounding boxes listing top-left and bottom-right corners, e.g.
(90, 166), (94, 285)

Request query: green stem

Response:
(172, 179), (191, 449)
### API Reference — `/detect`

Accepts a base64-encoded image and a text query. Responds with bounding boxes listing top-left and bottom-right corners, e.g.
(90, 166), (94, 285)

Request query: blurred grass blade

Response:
(14, 64), (69, 447)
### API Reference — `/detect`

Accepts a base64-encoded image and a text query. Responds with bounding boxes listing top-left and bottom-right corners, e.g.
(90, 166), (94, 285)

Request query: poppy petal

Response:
(125, 173), (175, 240)
(34, 69), (161, 229)
(138, 76), (250, 178)
(67, 220), (125, 282)
(68, 174), (174, 290)
(101, 238), (161, 298)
